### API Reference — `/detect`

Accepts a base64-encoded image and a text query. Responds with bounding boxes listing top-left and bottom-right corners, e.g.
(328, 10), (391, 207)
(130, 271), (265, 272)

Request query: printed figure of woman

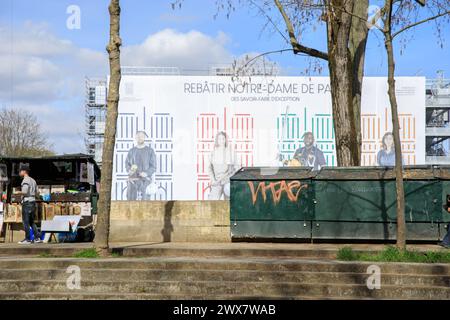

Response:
(377, 132), (403, 166)
(208, 132), (236, 200)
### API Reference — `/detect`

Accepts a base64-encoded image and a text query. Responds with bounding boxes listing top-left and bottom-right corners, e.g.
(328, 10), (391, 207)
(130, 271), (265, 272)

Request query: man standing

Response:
(293, 132), (327, 171)
(18, 166), (41, 244)
(125, 131), (157, 200)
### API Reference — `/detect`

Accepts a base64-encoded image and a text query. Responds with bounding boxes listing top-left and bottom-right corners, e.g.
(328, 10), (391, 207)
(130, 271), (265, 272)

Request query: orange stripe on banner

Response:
(402, 118), (405, 139)
(385, 108), (388, 129)
(362, 119), (366, 139)
(408, 118), (411, 139)
(413, 119), (416, 138)
(372, 119), (375, 139)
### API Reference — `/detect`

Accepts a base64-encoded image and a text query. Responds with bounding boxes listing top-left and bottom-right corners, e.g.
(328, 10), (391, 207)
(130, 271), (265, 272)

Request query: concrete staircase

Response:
(0, 245), (448, 299)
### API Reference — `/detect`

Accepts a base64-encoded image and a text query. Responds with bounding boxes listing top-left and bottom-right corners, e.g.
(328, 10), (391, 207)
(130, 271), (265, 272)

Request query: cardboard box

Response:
(68, 202), (91, 216)
(4, 204), (16, 222)
(51, 185), (65, 193)
(46, 204), (55, 220)
(5, 204), (22, 223)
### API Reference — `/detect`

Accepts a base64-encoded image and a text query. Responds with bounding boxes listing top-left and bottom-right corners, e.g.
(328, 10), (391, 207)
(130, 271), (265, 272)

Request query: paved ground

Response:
(0, 241), (445, 253)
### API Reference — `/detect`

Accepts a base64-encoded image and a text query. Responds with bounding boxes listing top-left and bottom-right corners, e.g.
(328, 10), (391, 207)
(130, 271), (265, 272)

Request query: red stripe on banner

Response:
(224, 107), (227, 131)
(232, 118), (234, 138)
(246, 118), (249, 139)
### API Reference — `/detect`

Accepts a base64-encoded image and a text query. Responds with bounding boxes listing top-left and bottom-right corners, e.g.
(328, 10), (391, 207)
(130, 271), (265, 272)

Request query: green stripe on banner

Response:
(292, 118), (295, 138)
(321, 118), (324, 138)
(304, 107), (307, 131)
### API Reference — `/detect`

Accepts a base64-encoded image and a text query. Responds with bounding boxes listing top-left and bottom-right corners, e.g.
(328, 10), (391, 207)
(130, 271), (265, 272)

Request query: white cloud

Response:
(122, 29), (233, 71)
(0, 22), (108, 105)
(0, 22), (108, 154)
(0, 24), (236, 154)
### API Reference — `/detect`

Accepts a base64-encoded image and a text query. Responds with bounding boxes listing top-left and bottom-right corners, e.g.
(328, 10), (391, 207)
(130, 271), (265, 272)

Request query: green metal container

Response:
(230, 166), (450, 241)
(230, 167), (315, 239)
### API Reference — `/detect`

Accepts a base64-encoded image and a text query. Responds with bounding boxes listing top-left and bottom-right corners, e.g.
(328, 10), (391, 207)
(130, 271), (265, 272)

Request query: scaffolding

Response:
(85, 77), (107, 165)
(425, 71), (450, 164)
(122, 66), (181, 76)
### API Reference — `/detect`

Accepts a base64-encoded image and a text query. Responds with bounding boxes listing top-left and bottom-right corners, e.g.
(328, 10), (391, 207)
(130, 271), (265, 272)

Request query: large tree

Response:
(95, 0), (122, 254)
(272, 0), (370, 166)
(377, 0), (450, 248)
(208, 0), (370, 166)
(0, 108), (54, 157)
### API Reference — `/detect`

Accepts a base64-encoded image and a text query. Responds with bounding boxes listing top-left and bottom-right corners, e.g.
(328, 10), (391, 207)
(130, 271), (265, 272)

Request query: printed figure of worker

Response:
(207, 131), (236, 200)
(440, 197), (450, 249)
(292, 132), (327, 171)
(377, 132), (404, 166)
(18, 166), (41, 244)
(125, 131), (157, 200)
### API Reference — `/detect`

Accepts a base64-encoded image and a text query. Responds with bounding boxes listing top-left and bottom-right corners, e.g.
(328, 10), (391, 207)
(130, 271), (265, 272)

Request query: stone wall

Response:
(110, 201), (231, 242)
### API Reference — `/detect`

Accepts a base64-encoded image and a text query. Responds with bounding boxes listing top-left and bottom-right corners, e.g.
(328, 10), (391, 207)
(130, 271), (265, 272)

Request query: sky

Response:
(0, 0), (449, 154)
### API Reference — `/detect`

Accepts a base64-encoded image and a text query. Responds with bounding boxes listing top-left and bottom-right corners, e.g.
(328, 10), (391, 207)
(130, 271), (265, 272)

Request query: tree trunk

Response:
(384, 1), (406, 249)
(95, 0), (122, 255)
(326, 0), (360, 166)
(349, 0), (369, 165)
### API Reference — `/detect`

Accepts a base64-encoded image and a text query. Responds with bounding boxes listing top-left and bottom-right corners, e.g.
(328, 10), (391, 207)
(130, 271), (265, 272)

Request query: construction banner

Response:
(111, 76), (425, 201)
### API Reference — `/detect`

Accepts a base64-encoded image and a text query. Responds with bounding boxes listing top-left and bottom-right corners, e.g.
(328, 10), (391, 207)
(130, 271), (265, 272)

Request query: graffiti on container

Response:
(247, 180), (308, 205)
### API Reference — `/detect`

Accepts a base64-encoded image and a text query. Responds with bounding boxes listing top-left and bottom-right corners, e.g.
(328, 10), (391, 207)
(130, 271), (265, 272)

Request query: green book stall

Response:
(0, 154), (100, 243)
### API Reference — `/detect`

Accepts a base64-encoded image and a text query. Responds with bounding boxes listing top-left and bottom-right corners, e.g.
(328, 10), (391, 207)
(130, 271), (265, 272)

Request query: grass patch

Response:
(337, 246), (450, 263)
(72, 248), (99, 258)
(38, 252), (58, 258)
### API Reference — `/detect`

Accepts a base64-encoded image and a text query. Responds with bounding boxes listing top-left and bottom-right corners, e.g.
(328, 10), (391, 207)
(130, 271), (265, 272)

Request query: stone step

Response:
(0, 246), (343, 259)
(0, 291), (377, 300)
(0, 269), (448, 287)
(117, 247), (340, 259)
(0, 247), (89, 257)
(0, 280), (448, 299)
(0, 257), (448, 275)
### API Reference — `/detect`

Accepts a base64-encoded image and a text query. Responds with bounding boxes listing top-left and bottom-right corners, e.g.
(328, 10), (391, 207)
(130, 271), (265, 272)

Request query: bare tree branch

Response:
(273, 0), (329, 60)
(392, 9), (450, 38)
